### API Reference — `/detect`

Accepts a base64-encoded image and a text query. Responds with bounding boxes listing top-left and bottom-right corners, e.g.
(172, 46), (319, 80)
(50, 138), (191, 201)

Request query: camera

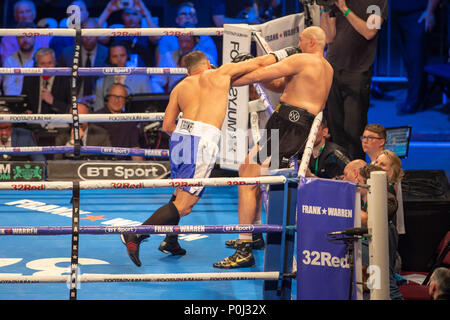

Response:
(119, 0), (134, 9)
(315, 0), (334, 6)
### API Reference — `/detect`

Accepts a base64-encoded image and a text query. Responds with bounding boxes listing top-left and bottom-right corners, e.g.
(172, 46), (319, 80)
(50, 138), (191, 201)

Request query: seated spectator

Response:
(2, 22), (37, 95)
(57, 18), (109, 106)
(0, 1), (51, 64)
(342, 159), (368, 224)
(151, 34), (198, 93)
(307, 118), (350, 179)
(55, 102), (112, 160)
(429, 267), (450, 300)
(93, 42), (152, 111)
(21, 47), (71, 114)
(98, 0), (160, 67)
(50, 0), (91, 60)
(361, 123), (386, 164)
(157, 2), (218, 66)
(375, 149), (405, 188)
(0, 106), (45, 162)
(375, 149), (406, 237)
(95, 83), (144, 161)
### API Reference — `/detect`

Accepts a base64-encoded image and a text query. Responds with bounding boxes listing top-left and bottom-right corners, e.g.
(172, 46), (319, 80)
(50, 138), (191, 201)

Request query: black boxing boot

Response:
(225, 232), (265, 250)
(158, 234), (186, 256)
(120, 233), (149, 267)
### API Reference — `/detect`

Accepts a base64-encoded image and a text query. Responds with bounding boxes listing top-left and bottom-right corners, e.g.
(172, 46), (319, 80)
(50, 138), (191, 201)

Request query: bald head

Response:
(343, 159), (367, 183)
(299, 26), (326, 53)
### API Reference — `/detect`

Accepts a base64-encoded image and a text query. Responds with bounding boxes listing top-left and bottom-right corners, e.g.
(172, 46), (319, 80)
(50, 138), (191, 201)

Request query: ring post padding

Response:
(368, 171), (390, 300)
(263, 175), (298, 300)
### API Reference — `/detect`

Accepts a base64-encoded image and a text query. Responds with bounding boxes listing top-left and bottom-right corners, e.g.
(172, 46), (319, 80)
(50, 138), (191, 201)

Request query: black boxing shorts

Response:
(256, 102), (315, 169)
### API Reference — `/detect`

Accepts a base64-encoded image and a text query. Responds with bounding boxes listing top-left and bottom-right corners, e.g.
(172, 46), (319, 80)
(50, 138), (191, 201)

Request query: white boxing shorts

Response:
(169, 118), (221, 197)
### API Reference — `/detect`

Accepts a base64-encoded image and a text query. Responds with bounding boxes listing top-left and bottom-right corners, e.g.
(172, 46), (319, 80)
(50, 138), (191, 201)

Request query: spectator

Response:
(429, 267), (450, 300)
(2, 22), (37, 96)
(93, 42), (152, 111)
(21, 47), (71, 114)
(95, 83), (144, 161)
(50, 0), (91, 60)
(321, 0), (388, 160)
(258, 0), (282, 23)
(57, 18), (109, 106)
(151, 34), (196, 94)
(375, 149), (406, 236)
(342, 159), (368, 224)
(0, 106), (46, 162)
(391, 0), (440, 115)
(157, 2), (217, 66)
(307, 117), (350, 179)
(361, 123), (386, 164)
(375, 149), (404, 187)
(0, 1), (51, 64)
(98, 0), (160, 67)
(55, 102), (112, 160)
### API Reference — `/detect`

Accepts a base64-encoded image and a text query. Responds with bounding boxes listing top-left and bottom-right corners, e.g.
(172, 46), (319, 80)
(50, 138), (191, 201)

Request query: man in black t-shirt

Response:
(320, 0), (388, 161)
(307, 118), (349, 179)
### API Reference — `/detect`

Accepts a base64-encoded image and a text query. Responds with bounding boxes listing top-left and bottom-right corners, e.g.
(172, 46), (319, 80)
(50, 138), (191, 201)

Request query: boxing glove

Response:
(269, 47), (301, 62)
(232, 52), (255, 63)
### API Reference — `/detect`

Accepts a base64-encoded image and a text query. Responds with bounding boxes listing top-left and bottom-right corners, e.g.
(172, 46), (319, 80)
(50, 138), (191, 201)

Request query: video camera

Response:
(315, 0), (335, 6)
(302, 0), (335, 6)
(302, 0), (337, 19)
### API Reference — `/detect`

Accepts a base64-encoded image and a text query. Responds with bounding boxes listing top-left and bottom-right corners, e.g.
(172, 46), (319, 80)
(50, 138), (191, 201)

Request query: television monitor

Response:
(0, 95), (28, 113)
(126, 93), (170, 113)
(385, 126), (412, 158)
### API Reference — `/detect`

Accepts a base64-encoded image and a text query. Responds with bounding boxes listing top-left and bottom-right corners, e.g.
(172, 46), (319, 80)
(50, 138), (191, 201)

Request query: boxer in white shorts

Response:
(169, 118), (221, 197)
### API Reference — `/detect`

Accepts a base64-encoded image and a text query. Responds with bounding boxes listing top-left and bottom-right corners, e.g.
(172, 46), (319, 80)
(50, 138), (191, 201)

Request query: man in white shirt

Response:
(2, 22), (37, 95)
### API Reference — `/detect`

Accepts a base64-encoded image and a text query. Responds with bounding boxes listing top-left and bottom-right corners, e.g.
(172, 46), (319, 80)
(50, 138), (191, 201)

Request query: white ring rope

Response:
(0, 176), (286, 191)
(0, 113), (165, 123)
(0, 27), (226, 37)
(0, 271), (280, 284)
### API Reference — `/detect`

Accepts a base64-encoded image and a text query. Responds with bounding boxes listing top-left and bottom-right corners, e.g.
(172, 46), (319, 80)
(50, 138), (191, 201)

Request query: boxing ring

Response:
(0, 17), (390, 301)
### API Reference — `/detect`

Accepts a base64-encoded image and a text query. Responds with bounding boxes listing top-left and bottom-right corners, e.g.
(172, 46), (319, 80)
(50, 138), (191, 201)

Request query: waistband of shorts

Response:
(275, 102), (315, 124)
(175, 118), (222, 141)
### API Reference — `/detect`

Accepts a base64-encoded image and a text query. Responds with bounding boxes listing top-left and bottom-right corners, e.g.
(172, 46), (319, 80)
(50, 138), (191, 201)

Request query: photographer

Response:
(320, 0), (388, 161)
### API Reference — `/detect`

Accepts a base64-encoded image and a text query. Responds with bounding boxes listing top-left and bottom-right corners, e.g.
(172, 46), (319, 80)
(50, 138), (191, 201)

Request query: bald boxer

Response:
(214, 26), (334, 268)
(121, 47), (302, 266)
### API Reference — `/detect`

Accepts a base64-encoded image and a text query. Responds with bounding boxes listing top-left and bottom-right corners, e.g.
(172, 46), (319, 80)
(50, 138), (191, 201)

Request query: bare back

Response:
(175, 69), (232, 129)
(164, 53), (277, 134)
(278, 54), (333, 115)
